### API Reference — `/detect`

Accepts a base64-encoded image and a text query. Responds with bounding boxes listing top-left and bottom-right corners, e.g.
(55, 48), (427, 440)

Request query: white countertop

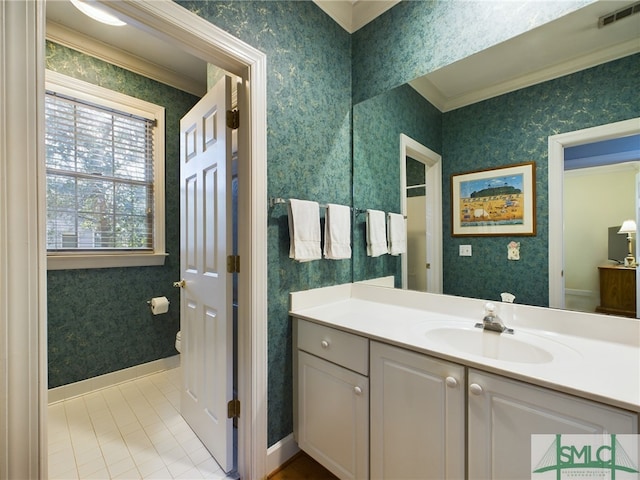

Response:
(290, 282), (640, 413)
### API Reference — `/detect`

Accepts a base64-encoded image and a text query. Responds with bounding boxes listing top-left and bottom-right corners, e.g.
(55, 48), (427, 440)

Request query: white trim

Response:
(399, 134), (443, 294)
(312, 0), (399, 33)
(548, 117), (640, 309)
(48, 355), (181, 404)
(0, 1), (47, 478)
(441, 40), (639, 113)
(45, 70), (167, 270)
(47, 252), (168, 270)
(266, 433), (300, 476)
(91, 3), (268, 478)
(46, 21), (206, 97)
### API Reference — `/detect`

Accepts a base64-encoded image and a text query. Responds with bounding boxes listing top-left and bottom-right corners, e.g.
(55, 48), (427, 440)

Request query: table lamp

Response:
(618, 219), (637, 267)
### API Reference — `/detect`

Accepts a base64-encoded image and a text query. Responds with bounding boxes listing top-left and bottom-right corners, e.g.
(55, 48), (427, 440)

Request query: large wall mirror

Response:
(352, 1), (640, 317)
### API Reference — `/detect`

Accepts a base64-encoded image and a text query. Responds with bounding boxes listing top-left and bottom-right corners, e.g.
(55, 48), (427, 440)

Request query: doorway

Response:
(399, 134), (443, 293)
(0, 1), (268, 478)
(548, 117), (640, 317)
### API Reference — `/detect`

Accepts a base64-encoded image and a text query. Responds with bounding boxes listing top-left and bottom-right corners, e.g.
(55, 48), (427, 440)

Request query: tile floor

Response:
(48, 368), (234, 480)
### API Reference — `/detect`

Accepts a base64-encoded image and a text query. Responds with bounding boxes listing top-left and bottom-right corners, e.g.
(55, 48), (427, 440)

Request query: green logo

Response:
(532, 434), (639, 479)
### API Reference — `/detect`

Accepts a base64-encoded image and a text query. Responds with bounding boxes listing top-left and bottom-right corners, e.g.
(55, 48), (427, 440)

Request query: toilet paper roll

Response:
(150, 296), (170, 315)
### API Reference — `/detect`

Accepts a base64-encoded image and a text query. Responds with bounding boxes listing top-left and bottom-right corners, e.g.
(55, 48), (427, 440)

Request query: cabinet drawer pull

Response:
(354, 386), (363, 396)
(469, 383), (484, 396)
(320, 340), (330, 349)
(445, 376), (458, 388)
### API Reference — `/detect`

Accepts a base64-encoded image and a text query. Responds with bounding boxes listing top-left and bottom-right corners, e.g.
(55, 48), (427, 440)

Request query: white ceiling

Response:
(46, 0), (640, 111)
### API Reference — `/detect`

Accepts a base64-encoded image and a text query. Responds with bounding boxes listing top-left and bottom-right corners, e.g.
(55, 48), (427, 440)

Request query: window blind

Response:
(45, 91), (156, 251)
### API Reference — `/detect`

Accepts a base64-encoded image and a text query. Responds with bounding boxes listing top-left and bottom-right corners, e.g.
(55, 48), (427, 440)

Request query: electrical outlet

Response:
(459, 245), (472, 256)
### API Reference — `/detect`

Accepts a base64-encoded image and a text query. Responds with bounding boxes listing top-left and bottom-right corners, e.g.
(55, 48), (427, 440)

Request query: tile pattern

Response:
(48, 368), (233, 480)
(351, 0), (592, 104)
(45, 41), (199, 389)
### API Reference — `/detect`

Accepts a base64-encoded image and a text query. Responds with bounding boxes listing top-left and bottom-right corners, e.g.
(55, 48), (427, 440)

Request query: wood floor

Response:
(269, 452), (339, 480)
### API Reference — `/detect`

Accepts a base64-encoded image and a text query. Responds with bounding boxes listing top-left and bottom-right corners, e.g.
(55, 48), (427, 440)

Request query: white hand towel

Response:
(323, 204), (352, 260)
(288, 199), (321, 262)
(366, 209), (388, 257)
(387, 212), (406, 256)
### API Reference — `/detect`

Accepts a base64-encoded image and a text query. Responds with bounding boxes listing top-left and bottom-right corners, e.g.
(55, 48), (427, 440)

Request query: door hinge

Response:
(227, 399), (240, 418)
(226, 109), (239, 130)
(227, 255), (240, 273)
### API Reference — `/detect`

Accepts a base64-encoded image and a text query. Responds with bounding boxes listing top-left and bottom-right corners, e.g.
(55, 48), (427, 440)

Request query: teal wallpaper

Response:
(45, 42), (199, 388)
(177, 1), (353, 446)
(351, 0), (593, 104)
(442, 54), (640, 306)
(353, 83), (441, 286)
(45, 0), (639, 453)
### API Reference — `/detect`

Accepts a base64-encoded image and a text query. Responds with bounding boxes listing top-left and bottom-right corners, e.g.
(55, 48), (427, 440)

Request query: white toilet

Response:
(175, 330), (181, 353)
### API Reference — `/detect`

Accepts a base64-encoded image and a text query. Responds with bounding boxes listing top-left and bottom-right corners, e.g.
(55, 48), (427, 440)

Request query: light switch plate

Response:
(459, 245), (472, 256)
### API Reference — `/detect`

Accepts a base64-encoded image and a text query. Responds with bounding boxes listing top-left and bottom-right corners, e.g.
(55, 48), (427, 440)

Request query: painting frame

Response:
(451, 161), (536, 237)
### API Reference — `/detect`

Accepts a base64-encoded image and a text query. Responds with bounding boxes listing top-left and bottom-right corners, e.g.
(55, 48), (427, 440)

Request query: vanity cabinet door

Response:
(370, 342), (465, 480)
(297, 350), (369, 480)
(467, 369), (638, 480)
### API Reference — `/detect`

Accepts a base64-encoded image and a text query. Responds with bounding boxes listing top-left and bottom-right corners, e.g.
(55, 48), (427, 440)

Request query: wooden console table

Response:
(596, 264), (637, 318)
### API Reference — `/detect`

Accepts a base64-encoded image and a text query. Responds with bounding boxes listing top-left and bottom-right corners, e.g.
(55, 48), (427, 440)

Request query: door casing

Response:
(548, 117), (640, 311)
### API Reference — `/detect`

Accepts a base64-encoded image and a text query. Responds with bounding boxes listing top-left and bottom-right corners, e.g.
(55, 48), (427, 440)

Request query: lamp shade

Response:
(618, 220), (637, 235)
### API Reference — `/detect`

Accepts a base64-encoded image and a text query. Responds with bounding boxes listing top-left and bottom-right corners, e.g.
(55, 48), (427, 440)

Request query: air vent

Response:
(598, 1), (640, 27)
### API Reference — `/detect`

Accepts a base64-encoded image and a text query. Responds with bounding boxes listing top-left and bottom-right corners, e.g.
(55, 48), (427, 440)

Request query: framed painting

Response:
(451, 162), (536, 237)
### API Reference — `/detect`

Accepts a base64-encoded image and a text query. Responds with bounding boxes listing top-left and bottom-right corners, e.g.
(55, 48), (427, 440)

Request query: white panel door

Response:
(180, 76), (234, 472)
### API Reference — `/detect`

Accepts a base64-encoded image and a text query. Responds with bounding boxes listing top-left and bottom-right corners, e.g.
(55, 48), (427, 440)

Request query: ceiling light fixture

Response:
(69, 0), (126, 27)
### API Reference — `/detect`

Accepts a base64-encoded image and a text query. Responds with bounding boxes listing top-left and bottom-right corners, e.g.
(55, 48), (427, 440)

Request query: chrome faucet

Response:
(475, 302), (514, 334)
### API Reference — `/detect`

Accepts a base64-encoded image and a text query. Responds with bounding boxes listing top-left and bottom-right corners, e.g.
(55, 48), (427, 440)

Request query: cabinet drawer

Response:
(297, 319), (368, 375)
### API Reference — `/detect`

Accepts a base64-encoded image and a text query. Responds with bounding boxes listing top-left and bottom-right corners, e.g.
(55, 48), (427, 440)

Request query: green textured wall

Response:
(441, 54), (640, 306)
(352, 83), (441, 285)
(46, 41), (199, 388)
(46, 0), (639, 452)
(351, 0), (593, 104)
(177, 1), (353, 446)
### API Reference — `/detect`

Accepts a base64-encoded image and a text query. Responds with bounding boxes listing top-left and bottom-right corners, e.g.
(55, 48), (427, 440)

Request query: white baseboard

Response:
(266, 433), (299, 476)
(48, 355), (181, 404)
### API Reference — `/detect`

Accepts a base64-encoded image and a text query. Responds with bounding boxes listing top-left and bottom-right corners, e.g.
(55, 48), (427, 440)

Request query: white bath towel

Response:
(288, 199), (322, 262)
(366, 209), (388, 257)
(323, 204), (352, 260)
(387, 212), (406, 256)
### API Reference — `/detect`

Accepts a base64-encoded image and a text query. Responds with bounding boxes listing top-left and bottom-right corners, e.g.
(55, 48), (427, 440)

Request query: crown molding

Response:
(413, 38), (640, 113)
(46, 20), (206, 97)
(313, 0), (399, 33)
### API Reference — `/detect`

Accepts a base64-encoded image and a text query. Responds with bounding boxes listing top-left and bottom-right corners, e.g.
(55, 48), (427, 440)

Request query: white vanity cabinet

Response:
(467, 369), (638, 479)
(369, 341), (465, 480)
(295, 319), (369, 480)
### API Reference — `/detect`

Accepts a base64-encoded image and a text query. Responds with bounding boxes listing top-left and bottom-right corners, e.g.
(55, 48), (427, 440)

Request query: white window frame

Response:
(45, 70), (166, 270)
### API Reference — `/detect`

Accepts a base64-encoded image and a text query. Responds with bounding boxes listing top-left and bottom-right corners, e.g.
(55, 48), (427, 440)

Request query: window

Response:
(45, 71), (166, 269)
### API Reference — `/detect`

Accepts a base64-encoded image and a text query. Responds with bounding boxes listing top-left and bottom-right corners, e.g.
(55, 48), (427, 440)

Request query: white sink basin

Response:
(425, 327), (568, 364)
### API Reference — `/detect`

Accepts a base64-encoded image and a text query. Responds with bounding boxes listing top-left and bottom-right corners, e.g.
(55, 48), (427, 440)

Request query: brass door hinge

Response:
(226, 109), (239, 130)
(227, 399), (240, 418)
(227, 255), (240, 273)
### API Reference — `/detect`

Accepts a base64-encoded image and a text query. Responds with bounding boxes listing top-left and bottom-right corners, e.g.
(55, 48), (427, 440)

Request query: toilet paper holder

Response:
(147, 296), (170, 315)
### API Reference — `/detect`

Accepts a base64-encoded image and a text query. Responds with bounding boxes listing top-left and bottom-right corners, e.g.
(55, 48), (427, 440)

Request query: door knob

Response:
(445, 376), (458, 388)
(173, 279), (186, 288)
